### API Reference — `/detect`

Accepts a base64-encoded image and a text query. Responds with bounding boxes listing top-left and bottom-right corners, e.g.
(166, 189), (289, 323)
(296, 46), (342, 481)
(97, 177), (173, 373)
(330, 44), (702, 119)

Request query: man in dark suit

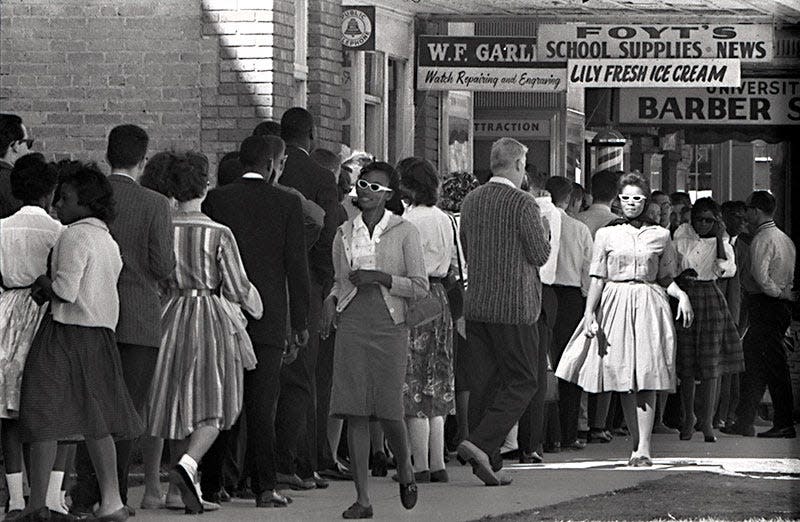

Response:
(0, 113), (33, 218)
(71, 124), (175, 515)
(203, 135), (310, 508)
(274, 108), (339, 488)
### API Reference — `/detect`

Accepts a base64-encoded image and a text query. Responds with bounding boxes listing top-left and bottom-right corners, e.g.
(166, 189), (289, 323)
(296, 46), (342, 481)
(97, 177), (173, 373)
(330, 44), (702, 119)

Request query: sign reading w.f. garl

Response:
(537, 24), (773, 62)
(416, 36), (566, 92)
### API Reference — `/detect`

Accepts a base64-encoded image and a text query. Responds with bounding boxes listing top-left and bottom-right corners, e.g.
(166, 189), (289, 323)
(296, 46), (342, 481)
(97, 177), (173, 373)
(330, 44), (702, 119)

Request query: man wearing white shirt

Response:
(725, 191), (796, 439)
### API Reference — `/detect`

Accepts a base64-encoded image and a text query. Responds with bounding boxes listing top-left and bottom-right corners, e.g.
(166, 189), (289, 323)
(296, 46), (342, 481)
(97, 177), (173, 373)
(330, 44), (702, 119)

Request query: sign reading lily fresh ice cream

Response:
(416, 35), (566, 92)
(568, 59), (740, 87)
(538, 24), (773, 62)
(619, 78), (800, 124)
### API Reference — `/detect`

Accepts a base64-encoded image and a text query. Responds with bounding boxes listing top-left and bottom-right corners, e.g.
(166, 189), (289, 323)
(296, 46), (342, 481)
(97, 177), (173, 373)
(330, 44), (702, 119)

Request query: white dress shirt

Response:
(0, 206), (64, 288)
(403, 205), (456, 278)
(749, 220), (796, 298)
(537, 195), (561, 285)
(552, 208), (593, 294)
(577, 203), (618, 239)
(674, 226), (736, 281)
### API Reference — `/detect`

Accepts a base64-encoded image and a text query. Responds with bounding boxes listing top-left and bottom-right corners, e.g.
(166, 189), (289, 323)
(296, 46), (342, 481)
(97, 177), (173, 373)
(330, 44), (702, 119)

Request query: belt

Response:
(166, 288), (215, 298)
(0, 284), (32, 291)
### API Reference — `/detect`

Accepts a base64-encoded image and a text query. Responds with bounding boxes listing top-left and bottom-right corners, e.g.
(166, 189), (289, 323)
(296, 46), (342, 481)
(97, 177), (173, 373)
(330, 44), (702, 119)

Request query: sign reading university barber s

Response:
(538, 24), (773, 62)
(619, 78), (800, 125)
(416, 36), (567, 92)
(341, 6), (375, 51)
(568, 59), (740, 88)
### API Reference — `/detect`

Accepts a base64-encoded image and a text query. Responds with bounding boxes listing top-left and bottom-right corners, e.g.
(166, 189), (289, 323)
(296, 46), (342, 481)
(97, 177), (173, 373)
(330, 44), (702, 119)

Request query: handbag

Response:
(406, 292), (444, 329)
(444, 213), (465, 321)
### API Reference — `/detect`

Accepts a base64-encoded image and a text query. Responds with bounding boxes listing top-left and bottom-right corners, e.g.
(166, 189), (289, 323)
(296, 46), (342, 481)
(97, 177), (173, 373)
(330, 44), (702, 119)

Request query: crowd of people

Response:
(0, 111), (796, 521)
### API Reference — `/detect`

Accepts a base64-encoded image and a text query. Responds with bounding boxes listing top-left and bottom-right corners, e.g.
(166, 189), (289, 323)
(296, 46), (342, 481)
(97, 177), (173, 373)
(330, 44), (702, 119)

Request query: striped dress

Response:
(147, 211), (263, 440)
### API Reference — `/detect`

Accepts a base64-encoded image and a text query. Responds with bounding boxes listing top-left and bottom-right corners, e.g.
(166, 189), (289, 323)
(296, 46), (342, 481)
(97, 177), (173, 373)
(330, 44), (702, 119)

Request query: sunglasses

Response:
(356, 179), (392, 193)
(619, 194), (646, 203)
(19, 138), (34, 148)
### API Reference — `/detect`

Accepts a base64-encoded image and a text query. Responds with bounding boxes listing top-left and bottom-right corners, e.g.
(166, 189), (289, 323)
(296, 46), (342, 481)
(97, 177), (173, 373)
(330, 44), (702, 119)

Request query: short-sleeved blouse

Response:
(590, 224), (677, 283)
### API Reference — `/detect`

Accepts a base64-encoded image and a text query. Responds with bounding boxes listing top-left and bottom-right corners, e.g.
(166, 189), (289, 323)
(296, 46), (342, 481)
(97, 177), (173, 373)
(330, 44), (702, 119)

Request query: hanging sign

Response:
(473, 119), (551, 138)
(568, 58), (740, 87)
(538, 24), (773, 62)
(417, 35), (567, 92)
(341, 6), (375, 51)
(619, 78), (800, 125)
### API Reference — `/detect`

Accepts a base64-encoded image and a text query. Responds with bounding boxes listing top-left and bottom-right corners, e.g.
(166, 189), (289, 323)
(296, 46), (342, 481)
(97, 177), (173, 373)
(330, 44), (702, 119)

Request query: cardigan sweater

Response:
(459, 181), (551, 325)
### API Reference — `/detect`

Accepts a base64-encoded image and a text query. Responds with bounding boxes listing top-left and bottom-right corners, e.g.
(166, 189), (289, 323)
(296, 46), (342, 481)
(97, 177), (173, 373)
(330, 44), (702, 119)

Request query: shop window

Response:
(363, 52), (384, 158)
(293, 0), (308, 107)
(685, 144), (714, 201)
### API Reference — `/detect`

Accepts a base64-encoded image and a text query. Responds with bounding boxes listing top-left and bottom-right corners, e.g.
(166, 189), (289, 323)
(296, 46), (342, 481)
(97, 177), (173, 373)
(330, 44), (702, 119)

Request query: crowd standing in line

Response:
(0, 111), (796, 521)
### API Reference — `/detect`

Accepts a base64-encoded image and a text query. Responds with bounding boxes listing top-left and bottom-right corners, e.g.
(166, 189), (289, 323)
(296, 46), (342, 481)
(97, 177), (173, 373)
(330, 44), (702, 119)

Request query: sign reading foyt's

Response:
(619, 78), (800, 125)
(568, 59), (740, 87)
(538, 24), (773, 62)
(417, 36), (566, 92)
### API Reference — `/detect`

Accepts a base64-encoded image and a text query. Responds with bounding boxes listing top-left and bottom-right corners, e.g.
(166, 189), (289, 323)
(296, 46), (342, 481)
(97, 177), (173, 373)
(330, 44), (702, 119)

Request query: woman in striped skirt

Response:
(144, 152), (263, 514)
(673, 197), (744, 443)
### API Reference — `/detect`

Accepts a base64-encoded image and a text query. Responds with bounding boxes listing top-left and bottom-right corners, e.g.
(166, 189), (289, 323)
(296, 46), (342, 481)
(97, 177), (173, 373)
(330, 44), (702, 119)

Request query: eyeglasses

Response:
(619, 194), (646, 203)
(19, 138), (34, 148)
(356, 179), (392, 193)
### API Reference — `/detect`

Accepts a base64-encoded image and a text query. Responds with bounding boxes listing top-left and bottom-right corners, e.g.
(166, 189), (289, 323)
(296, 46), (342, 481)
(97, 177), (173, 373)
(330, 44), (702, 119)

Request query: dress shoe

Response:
(587, 428), (613, 443)
(312, 472), (330, 489)
(255, 490), (291, 508)
(457, 440), (500, 486)
(562, 439), (586, 450)
(704, 434), (717, 443)
(342, 502), (373, 519)
(652, 422), (678, 435)
(87, 506), (129, 522)
(370, 452), (388, 477)
(168, 465), (203, 514)
(757, 426), (797, 438)
(201, 500), (220, 512)
(519, 451), (543, 464)
(399, 482), (418, 510)
(319, 460), (352, 480)
(276, 472), (316, 490)
(430, 469), (449, 483)
(720, 423), (756, 437)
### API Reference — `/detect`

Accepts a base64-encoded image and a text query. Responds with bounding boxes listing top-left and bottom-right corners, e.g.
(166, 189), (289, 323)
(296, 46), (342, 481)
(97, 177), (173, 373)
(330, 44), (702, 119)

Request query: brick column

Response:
(307, 0), (343, 153)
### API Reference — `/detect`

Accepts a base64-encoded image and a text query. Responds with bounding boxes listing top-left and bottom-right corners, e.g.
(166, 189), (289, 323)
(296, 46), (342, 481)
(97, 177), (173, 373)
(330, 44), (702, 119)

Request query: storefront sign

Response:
(538, 24), (773, 62)
(417, 35), (566, 92)
(341, 6), (375, 51)
(473, 119), (550, 138)
(568, 58), (740, 87)
(619, 78), (800, 125)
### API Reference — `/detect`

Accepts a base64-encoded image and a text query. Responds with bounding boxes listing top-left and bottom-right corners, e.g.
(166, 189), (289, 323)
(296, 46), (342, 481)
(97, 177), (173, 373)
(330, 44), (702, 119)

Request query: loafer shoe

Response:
(399, 482), (418, 510)
(757, 426), (797, 438)
(168, 465), (203, 514)
(342, 502), (373, 519)
(519, 451), (543, 464)
(312, 472), (330, 489)
(457, 440), (500, 486)
(429, 469), (449, 483)
(255, 490), (292, 508)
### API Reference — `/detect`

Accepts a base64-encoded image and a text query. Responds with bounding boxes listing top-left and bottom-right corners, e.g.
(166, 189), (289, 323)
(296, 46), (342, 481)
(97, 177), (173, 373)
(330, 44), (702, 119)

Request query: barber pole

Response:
(591, 128), (627, 174)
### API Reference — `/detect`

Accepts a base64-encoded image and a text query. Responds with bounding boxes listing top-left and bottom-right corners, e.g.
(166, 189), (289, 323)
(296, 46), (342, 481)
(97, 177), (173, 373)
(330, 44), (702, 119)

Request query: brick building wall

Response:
(413, 18), (442, 170)
(0, 0), (342, 177)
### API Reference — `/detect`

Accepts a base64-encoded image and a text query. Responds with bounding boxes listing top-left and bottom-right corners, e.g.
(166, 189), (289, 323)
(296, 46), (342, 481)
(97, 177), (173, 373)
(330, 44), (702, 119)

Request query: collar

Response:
(288, 144), (309, 156)
(757, 220), (776, 231)
(242, 172), (265, 180)
(0, 159), (13, 170)
(15, 205), (51, 217)
(488, 176), (517, 189)
(109, 172), (136, 183)
(69, 217), (109, 231)
(354, 210), (391, 234)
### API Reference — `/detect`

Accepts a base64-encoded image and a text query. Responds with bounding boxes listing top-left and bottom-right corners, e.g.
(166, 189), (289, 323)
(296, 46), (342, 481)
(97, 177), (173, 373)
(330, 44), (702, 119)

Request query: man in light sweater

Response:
(457, 138), (551, 486)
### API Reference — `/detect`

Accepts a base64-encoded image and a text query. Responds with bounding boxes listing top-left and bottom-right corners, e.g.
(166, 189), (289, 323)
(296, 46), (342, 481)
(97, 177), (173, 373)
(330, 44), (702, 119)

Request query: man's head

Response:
(745, 190), (776, 226)
(280, 107), (314, 148)
(650, 190), (672, 228)
(721, 200), (748, 237)
(0, 114), (32, 166)
(253, 120), (281, 137)
(239, 135), (273, 178)
(589, 170), (620, 206)
(263, 135), (287, 184)
(106, 124), (149, 176)
(489, 137), (527, 189)
(544, 176), (573, 210)
(310, 148), (341, 181)
(670, 191), (692, 227)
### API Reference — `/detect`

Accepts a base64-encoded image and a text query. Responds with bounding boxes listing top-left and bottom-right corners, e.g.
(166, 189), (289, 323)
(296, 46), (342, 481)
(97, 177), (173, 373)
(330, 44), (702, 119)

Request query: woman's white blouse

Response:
(674, 227), (736, 281)
(350, 211), (391, 270)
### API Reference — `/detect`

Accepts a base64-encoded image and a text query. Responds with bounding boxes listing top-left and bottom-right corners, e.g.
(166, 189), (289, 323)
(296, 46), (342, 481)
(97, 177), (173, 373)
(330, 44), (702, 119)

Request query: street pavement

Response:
(126, 431), (799, 521)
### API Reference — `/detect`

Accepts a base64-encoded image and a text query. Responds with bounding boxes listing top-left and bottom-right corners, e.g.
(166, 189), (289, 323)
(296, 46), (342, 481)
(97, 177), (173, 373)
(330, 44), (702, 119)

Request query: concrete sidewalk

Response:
(125, 431), (799, 521)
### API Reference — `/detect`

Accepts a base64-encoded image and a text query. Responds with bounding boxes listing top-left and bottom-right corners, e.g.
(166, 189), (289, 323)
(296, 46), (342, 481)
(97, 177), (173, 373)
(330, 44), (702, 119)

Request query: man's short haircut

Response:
(721, 200), (747, 217)
(544, 176), (573, 206)
(590, 170), (621, 202)
(310, 148), (340, 175)
(0, 114), (24, 157)
(253, 120), (281, 137)
(217, 157), (245, 186)
(239, 135), (271, 170)
(263, 135), (286, 164)
(748, 190), (776, 215)
(280, 107), (314, 143)
(106, 124), (149, 169)
(670, 191), (692, 207)
(490, 137), (527, 173)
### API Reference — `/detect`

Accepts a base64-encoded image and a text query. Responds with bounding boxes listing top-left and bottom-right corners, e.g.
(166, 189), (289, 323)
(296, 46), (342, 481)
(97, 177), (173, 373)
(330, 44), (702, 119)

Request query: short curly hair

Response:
(170, 152), (209, 203)
(397, 157), (439, 207)
(10, 153), (58, 203)
(60, 163), (116, 223)
(618, 172), (651, 197)
(691, 197), (721, 221)
(141, 151), (177, 198)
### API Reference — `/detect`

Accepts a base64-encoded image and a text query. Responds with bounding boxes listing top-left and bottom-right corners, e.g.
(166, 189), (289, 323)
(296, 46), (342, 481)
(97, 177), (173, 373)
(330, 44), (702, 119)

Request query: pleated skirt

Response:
(676, 280), (744, 380)
(19, 315), (144, 442)
(555, 281), (677, 394)
(147, 295), (250, 440)
(0, 289), (48, 418)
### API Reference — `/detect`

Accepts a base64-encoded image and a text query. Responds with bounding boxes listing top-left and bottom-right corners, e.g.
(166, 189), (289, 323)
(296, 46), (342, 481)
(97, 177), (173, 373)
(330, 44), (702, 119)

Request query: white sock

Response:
(5, 472), (25, 511)
(429, 416), (446, 473)
(178, 454), (198, 481)
(46, 471), (66, 513)
(407, 417), (430, 473)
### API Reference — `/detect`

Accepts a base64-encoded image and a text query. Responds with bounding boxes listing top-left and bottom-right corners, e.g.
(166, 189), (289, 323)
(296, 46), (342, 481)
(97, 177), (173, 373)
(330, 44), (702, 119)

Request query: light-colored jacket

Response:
(330, 213), (429, 325)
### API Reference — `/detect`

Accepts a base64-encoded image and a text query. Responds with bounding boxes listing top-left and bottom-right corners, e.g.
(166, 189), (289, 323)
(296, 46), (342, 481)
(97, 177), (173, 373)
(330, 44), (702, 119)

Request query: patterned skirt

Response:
(676, 280), (744, 380)
(555, 281), (677, 393)
(147, 294), (253, 440)
(403, 281), (456, 418)
(0, 289), (48, 418)
(19, 316), (144, 443)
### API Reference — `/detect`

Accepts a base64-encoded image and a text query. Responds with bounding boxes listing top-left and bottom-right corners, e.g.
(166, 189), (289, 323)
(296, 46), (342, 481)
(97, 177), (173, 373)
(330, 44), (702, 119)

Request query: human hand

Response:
(320, 296), (337, 340)
(583, 311), (599, 338)
(675, 293), (694, 328)
(30, 275), (53, 306)
(348, 269), (389, 287)
(282, 343), (300, 365)
(294, 328), (309, 347)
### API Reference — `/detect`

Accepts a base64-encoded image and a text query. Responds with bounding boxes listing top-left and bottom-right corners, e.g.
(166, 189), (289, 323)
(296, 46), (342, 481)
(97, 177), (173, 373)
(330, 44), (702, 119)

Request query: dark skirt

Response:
(330, 285), (409, 421)
(19, 315), (144, 443)
(676, 280), (744, 381)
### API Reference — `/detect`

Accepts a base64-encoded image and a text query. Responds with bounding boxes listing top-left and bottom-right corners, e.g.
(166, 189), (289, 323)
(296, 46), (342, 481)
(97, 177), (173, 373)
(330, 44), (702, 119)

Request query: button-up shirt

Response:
(749, 220), (795, 299)
(577, 203), (618, 239)
(552, 208), (593, 294)
(403, 205), (457, 278)
(674, 226), (736, 281)
(591, 224), (677, 283)
(0, 206), (64, 288)
(350, 211), (391, 270)
(537, 193), (561, 285)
